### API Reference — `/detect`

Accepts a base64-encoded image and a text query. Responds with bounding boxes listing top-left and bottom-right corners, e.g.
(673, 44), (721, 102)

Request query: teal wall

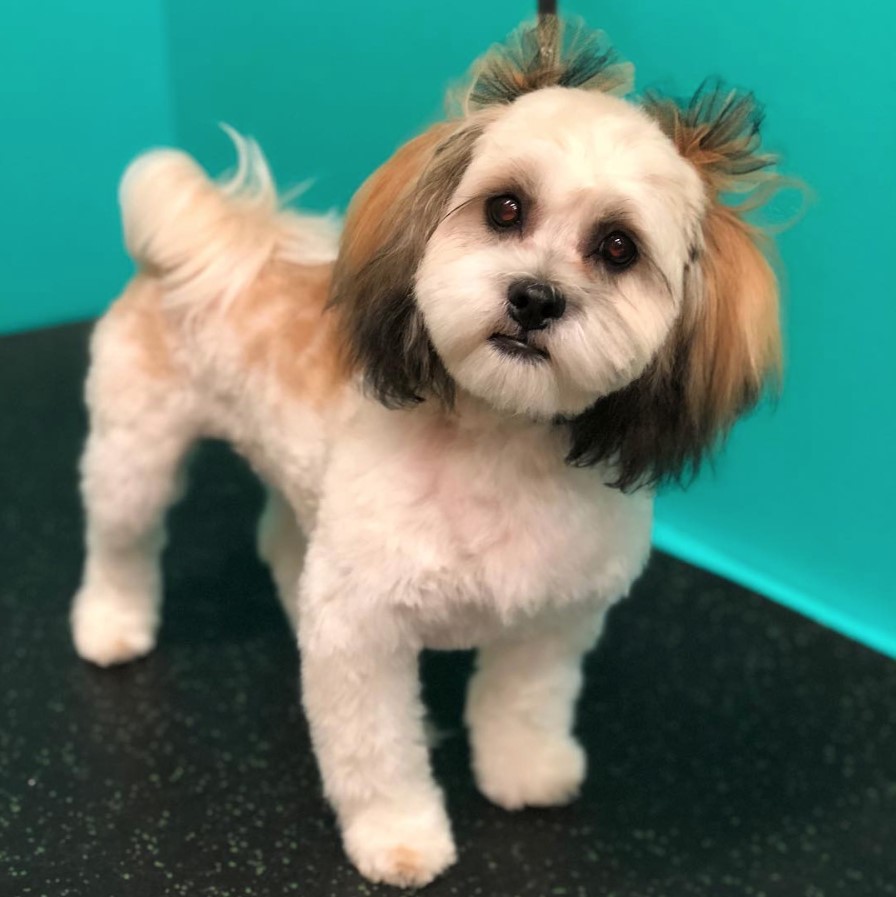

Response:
(1, 2), (893, 655)
(587, 1), (896, 657)
(0, 1), (175, 334)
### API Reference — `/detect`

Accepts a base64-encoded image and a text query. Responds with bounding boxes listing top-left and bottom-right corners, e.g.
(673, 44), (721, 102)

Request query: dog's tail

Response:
(118, 128), (339, 311)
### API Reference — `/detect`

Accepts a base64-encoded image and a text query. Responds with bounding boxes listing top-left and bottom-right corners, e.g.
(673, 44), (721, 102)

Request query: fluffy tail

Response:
(119, 128), (339, 310)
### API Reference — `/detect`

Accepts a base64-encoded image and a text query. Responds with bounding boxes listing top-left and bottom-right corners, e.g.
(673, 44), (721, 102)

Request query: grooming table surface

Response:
(2, 322), (894, 897)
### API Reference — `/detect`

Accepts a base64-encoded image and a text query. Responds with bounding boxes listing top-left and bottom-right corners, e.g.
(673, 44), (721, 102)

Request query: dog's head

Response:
(331, 17), (784, 489)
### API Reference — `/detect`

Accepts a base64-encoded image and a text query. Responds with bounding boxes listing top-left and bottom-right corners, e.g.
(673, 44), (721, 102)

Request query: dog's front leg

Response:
(299, 563), (455, 888)
(465, 604), (607, 811)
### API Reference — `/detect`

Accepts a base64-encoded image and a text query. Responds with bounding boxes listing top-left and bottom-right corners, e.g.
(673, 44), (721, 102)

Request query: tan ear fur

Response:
(688, 205), (782, 431)
(648, 82), (785, 440)
(330, 115), (494, 406)
(335, 123), (456, 287)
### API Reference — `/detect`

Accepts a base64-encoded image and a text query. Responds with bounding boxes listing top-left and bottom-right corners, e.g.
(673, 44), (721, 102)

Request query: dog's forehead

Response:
(493, 85), (647, 131)
(470, 86), (690, 192)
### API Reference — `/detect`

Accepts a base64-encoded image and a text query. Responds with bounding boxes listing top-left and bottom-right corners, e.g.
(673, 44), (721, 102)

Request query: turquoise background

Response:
(0, 0), (174, 333)
(2, 2), (894, 655)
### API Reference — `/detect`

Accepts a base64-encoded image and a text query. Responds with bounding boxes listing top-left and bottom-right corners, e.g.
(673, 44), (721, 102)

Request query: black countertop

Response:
(1, 322), (894, 897)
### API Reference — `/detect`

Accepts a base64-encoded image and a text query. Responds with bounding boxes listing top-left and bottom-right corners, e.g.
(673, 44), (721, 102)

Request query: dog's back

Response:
(104, 131), (345, 398)
(99, 134), (351, 449)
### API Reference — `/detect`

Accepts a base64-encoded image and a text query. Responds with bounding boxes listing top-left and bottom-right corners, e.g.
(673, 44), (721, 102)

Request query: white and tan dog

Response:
(71, 19), (784, 888)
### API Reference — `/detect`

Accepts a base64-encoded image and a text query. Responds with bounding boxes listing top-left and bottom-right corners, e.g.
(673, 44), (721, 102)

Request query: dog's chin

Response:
(442, 339), (597, 420)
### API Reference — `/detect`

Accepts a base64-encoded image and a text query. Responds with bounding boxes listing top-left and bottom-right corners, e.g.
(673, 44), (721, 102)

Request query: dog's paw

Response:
(343, 801), (456, 888)
(473, 732), (586, 811)
(71, 588), (158, 667)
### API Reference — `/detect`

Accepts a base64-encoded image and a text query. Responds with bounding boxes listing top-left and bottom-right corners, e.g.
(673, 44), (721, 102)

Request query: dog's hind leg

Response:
(71, 283), (198, 667)
(257, 488), (306, 630)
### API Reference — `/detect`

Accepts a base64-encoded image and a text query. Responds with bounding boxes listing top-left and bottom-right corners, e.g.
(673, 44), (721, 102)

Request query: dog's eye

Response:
(599, 231), (638, 268)
(486, 194), (523, 229)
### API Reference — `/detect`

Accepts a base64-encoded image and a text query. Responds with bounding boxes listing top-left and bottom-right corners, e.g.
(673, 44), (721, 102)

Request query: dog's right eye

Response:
(486, 194), (523, 230)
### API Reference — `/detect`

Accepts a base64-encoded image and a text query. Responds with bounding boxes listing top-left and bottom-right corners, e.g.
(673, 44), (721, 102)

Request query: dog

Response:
(71, 17), (785, 887)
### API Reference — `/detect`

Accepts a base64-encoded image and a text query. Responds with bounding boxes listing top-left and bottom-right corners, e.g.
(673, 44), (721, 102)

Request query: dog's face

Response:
(415, 88), (704, 418)
(332, 19), (784, 489)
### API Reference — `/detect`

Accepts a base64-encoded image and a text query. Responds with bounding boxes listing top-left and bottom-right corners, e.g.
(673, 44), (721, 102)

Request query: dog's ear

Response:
(567, 83), (784, 490)
(331, 116), (492, 407)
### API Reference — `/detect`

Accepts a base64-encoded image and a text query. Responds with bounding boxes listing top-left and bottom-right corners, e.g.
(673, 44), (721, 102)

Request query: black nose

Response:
(507, 281), (566, 331)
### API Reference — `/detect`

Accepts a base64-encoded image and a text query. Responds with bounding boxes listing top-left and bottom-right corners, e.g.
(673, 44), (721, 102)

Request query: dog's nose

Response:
(506, 281), (566, 331)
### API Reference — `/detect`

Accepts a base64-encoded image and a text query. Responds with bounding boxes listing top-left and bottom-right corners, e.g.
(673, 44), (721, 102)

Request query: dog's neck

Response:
(403, 388), (570, 467)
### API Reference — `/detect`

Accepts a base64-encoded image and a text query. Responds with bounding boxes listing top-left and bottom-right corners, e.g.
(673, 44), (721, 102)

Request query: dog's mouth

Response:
(488, 333), (550, 363)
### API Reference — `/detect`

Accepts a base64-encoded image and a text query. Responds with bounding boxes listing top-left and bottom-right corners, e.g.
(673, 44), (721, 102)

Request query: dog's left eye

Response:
(486, 194), (523, 229)
(598, 231), (638, 268)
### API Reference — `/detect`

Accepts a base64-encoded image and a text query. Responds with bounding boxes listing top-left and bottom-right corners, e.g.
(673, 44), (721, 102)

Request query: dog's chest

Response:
(322, 402), (654, 622)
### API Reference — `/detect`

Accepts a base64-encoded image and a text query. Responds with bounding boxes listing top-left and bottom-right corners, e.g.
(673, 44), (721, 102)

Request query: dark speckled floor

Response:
(1, 322), (895, 897)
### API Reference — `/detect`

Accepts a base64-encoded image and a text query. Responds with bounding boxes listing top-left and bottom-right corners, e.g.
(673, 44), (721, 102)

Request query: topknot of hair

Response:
(643, 80), (777, 196)
(450, 16), (634, 116)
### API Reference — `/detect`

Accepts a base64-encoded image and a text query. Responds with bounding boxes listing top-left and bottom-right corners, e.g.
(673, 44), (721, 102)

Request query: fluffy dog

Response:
(71, 18), (784, 887)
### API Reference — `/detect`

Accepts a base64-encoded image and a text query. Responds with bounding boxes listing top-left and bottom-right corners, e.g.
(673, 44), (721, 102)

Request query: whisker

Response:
(439, 196), (478, 224)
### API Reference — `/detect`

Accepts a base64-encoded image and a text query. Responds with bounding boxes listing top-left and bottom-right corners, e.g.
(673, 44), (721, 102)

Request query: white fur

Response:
(416, 88), (705, 418)
(72, 103), (701, 887)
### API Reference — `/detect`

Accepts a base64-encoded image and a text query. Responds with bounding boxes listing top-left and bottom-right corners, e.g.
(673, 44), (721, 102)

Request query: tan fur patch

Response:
(107, 276), (177, 380)
(689, 205), (781, 426)
(230, 260), (347, 406)
(336, 123), (455, 287)
(388, 845), (426, 882)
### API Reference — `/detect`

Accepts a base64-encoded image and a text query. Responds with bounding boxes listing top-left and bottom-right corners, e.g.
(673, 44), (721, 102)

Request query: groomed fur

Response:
(452, 15), (634, 114)
(120, 129), (338, 314)
(71, 18), (793, 890)
(643, 81), (777, 193)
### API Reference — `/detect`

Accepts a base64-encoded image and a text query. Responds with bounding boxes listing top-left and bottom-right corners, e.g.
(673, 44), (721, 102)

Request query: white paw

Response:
(473, 732), (586, 810)
(342, 801), (457, 888)
(71, 588), (158, 667)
